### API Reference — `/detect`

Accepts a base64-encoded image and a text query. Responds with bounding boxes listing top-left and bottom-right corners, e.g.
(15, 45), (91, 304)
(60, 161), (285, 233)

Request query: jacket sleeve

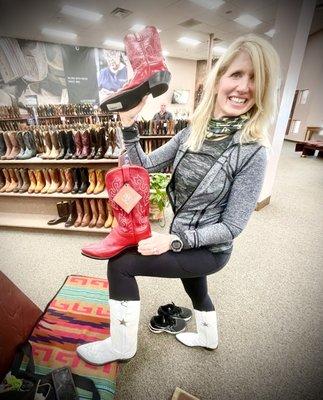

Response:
(122, 124), (185, 173)
(180, 146), (268, 249)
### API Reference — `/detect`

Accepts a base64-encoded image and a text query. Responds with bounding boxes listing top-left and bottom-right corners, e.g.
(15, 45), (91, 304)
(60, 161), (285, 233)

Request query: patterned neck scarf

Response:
(206, 114), (249, 139)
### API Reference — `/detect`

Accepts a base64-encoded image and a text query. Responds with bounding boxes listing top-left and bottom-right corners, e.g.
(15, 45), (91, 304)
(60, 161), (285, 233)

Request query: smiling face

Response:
(213, 51), (255, 118)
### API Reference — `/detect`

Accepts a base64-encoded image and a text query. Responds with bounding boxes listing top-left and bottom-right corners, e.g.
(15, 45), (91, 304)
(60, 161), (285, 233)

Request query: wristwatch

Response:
(170, 235), (183, 252)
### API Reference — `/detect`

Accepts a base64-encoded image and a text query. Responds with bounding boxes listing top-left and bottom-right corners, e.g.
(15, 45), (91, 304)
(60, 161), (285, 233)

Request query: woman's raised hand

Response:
(119, 95), (149, 127)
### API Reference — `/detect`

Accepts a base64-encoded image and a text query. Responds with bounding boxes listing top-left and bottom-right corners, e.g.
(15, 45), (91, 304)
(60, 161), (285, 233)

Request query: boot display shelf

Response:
(0, 192), (108, 199)
(139, 135), (173, 139)
(0, 212), (111, 234)
(0, 158), (117, 164)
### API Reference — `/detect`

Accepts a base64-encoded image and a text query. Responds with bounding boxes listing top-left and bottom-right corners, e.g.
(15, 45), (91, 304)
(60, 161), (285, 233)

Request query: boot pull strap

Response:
(122, 165), (131, 183)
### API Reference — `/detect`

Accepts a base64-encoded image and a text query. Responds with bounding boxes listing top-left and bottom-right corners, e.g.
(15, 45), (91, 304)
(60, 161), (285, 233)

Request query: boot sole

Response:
(81, 245), (137, 260)
(101, 71), (171, 112)
(77, 349), (137, 365)
(175, 337), (218, 351)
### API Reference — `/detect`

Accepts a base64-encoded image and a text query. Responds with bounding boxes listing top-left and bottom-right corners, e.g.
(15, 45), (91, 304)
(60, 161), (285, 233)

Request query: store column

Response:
(256, 0), (316, 210)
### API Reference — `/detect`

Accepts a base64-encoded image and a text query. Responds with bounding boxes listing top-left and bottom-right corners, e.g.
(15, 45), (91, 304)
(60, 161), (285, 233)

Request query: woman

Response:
(77, 34), (280, 365)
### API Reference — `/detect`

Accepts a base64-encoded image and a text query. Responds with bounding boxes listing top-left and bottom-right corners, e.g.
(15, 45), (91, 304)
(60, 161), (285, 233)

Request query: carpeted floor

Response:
(1, 140), (322, 400)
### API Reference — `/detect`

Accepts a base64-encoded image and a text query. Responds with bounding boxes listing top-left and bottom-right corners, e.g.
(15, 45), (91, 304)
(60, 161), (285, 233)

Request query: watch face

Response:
(171, 239), (182, 251)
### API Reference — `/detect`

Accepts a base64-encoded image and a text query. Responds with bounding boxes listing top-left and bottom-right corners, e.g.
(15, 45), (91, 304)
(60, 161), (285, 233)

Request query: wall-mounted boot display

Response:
(12, 168), (23, 193)
(89, 199), (98, 228)
(86, 168), (96, 194)
(19, 168), (30, 193)
(100, 26), (171, 112)
(81, 198), (91, 227)
(93, 169), (105, 194)
(27, 170), (37, 193)
(65, 200), (77, 227)
(47, 201), (70, 225)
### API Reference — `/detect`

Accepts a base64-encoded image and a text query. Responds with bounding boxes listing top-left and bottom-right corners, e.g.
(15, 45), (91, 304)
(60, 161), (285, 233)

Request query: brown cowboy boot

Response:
(13, 168), (23, 193)
(89, 199), (98, 228)
(57, 169), (66, 193)
(28, 170), (37, 193)
(74, 199), (83, 227)
(81, 199), (91, 227)
(96, 199), (106, 228)
(0, 169), (10, 192)
(104, 201), (114, 228)
(48, 131), (60, 159)
(87, 168), (96, 194)
(41, 169), (51, 194)
(6, 168), (18, 192)
(62, 168), (74, 193)
(93, 169), (105, 194)
(48, 168), (60, 194)
(34, 169), (45, 194)
(19, 168), (30, 193)
(7, 132), (20, 159)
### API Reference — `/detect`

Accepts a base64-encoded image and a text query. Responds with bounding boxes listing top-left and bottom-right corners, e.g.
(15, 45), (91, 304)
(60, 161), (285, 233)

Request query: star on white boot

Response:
(176, 309), (218, 350)
(76, 299), (140, 365)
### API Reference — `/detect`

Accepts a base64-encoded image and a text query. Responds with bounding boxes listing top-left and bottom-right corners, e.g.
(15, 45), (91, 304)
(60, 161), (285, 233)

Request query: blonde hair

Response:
(187, 34), (280, 151)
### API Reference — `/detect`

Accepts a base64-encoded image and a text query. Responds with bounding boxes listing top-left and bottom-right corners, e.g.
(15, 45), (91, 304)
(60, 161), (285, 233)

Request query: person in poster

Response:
(97, 49), (128, 103)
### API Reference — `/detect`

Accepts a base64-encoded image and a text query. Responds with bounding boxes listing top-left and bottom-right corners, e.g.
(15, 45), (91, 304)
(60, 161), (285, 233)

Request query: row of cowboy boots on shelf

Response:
(37, 104), (108, 117)
(48, 199), (117, 229)
(136, 118), (189, 136)
(0, 106), (22, 119)
(0, 126), (123, 160)
(0, 167), (106, 195)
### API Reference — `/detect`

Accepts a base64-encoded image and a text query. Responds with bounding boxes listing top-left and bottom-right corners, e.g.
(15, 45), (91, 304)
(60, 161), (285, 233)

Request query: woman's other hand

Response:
(138, 231), (172, 256)
(119, 95), (149, 127)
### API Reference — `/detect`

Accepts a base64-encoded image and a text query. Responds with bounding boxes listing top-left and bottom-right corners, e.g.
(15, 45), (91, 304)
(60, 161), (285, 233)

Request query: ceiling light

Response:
(189, 0), (225, 10)
(41, 28), (77, 40)
(103, 39), (125, 49)
(265, 29), (275, 38)
(177, 37), (201, 46)
(61, 5), (103, 22)
(162, 50), (170, 56)
(213, 45), (227, 55)
(234, 14), (262, 28)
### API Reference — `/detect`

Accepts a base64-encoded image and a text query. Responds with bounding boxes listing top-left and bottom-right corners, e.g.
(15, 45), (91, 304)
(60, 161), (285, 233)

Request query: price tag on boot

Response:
(113, 184), (142, 214)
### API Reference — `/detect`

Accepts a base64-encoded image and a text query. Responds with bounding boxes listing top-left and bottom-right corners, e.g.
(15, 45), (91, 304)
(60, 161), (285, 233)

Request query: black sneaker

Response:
(149, 314), (186, 334)
(158, 302), (192, 322)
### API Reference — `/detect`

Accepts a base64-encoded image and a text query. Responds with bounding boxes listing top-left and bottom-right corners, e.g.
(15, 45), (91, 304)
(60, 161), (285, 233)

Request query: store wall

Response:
(286, 30), (323, 141)
(139, 57), (197, 121)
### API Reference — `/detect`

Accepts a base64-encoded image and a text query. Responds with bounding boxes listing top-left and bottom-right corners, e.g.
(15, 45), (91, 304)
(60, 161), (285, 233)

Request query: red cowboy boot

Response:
(81, 165), (151, 260)
(101, 26), (171, 112)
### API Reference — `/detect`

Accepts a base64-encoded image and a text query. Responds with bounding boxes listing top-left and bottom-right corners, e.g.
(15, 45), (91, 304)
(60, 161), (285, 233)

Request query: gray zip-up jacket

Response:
(123, 126), (267, 252)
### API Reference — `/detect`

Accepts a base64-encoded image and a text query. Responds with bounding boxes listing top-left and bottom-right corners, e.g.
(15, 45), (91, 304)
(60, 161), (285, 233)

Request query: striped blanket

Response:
(21, 275), (118, 400)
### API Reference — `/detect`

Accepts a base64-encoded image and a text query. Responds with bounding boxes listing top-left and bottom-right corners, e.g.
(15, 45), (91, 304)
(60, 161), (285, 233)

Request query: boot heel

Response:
(149, 71), (171, 98)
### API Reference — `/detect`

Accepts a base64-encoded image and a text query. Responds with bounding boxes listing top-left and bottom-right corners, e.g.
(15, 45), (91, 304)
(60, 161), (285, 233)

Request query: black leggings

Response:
(107, 248), (231, 311)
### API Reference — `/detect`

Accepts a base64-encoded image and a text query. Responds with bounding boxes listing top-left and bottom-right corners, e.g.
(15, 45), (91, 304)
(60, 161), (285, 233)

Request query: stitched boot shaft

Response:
(28, 170), (37, 193)
(57, 168), (66, 192)
(96, 199), (106, 228)
(1, 132), (11, 159)
(15, 132), (26, 159)
(0, 132), (6, 157)
(89, 199), (98, 228)
(63, 168), (74, 193)
(34, 169), (45, 193)
(72, 131), (82, 159)
(20, 131), (37, 159)
(86, 168), (96, 194)
(48, 131), (60, 159)
(64, 131), (75, 159)
(48, 168), (60, 194)
(56, 131), (67, 159)
(71, 168), (81, 194)
(101, 26), (170, 112)
(176, 310), (218, 350)
(41, 131), (52, 159)
(7, 132), (20, 159)
(41, 169), (51, 194)
(94, 128), (105, 159)
(80, 130), (90, 159)
(104, 201), (114, 228)
(6, 168), (18, 192)
(0, 169), (10, 192)
(74, 199), (83, 227)
(81, 165), (151, 260)
(87, 128), (97, 159)
(19, 168), (30, 193)
(76, 300), (140, 365)
(13, 168), (23, 192)
(78, 168), (89, 194)
(93, 169), (105, 194)
(34, 130), (44, 154)
(81, 199), (91, 227)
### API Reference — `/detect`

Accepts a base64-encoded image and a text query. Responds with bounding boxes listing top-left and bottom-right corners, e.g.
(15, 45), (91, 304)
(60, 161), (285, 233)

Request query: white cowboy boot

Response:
(76, 299), (140, 365)
(176, 309), (218, 350)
